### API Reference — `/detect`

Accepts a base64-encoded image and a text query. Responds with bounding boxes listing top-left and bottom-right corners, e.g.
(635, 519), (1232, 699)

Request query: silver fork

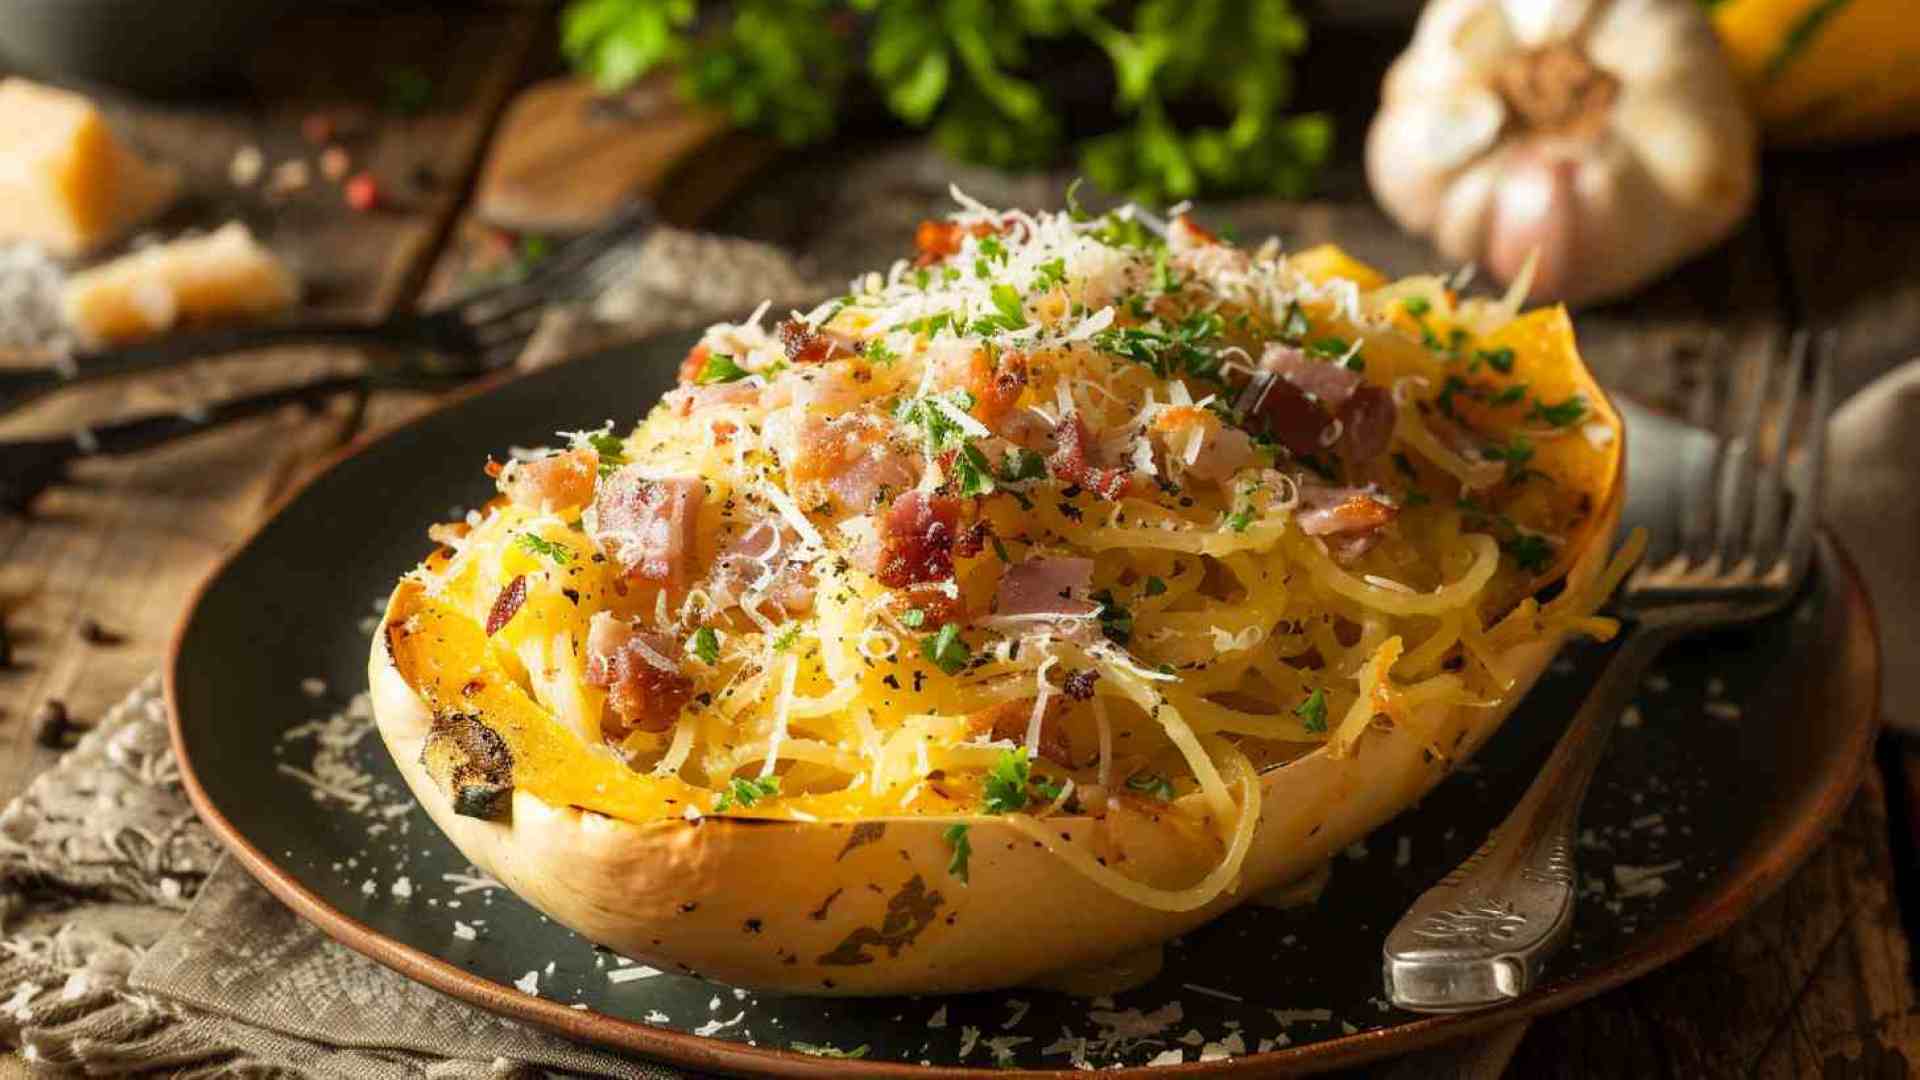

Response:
(1381, 330), (1835, 1013)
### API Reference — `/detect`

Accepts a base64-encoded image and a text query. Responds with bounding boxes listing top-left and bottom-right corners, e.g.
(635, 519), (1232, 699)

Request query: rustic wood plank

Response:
(0, 8), (539, 806)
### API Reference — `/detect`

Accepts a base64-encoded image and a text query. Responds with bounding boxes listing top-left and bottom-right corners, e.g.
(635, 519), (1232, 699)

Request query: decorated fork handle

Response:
(1382, 624), (1677, 1012)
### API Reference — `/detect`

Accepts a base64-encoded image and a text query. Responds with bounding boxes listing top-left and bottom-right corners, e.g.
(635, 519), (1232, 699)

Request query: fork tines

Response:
(1636, 329), (1834, 595)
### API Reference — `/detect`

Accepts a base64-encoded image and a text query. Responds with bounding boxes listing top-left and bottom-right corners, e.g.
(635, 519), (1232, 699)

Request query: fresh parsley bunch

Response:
(560, 0), (1330, 202)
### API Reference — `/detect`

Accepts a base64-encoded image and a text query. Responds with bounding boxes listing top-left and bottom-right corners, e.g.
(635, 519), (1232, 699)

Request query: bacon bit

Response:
(486, 575), (527, 636)
(995, 556), (1097, 618)
(585, 613), (693, 734)
(1243, 375), (1333, 457)
(591, 468), (703, 588)
(913, 219), (998, 266)
(975, 698), (1075, 768)
(426, 520), (471, 547)
(1261, 343), (1363, 406)
(707, 521), (815, 615)
(953, 520), (992, 559)
(1337, 386), (1398, 463)
(1298, 484), (1399, 563)
(1062, 668), (1100, 701)
(677, 343), (711, 386)
(483, 458), (504, 479)
(876, 490), (962, 588)
(967, 349), (1028, 431)
(1048, 414), (1131, 500)
(501, 448), (598, 513)
(1149, 406), (1254, 484)
(791, 414), (918, 513)
(778, 319), (844, 365)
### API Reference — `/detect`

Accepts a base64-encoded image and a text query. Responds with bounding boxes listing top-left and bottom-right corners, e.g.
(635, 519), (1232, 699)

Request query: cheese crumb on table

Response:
(61, 222), (299, 344)
(0, 79), (180, 258)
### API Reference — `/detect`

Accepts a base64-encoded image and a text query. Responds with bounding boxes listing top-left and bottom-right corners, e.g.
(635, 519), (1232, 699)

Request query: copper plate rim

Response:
(164, 368), (1883, 1078)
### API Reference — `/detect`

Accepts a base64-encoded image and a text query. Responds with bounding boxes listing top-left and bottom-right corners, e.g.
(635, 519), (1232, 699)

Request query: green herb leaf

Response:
(997, 447), (1048, 483)
(901, 608), (926, 629)
(771, 622), (804, 652)
(989, 283), (1028, 329)
(1090, 590), (1133, 646)
(713, 775), (780, 813)
(1143, 576), (1167, 597)
(689, 626), (720, 665)
(697, 352), (751, 384)
(515, 532), (573, 565)
(983, 748), (1034, 814)
(1527, 394), (1588, 428)
(942, 823), (972, 883)
(1476, 347), (1516, 374)
(1503, 533), (1556, 572)
(1294, 687), (1329, 734)
(951, 443), (997, 497)
(921, 622), (971, 675)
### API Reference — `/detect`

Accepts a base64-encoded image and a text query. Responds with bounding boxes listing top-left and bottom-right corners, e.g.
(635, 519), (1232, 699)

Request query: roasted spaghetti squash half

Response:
(372, 193), (1631, 995)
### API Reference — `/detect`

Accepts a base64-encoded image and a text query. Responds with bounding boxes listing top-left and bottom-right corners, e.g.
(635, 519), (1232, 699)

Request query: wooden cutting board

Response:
(471, 73), (773, 232)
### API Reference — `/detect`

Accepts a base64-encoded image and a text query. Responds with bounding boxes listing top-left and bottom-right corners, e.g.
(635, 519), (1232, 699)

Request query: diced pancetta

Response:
(1337, 385), (1398, 463)
(1048, 414), (1131, 499)
(585, 611), (693, 734)
(1148, 405), (1255, 484)
(705, 520), (815, 615)
(590, 468), (702, 588)
(499, 448), (597, 514)
(995, 556), (1097, 618)
(1297, 483), (1399, 563)
(1261, 342), (1363, 406)
(876, 490), (962, 588)
(974, 697), (1076, 768)
(789, 412), (919, 514)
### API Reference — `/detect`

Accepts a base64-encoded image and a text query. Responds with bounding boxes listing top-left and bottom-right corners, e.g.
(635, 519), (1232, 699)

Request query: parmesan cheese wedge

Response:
(62, 223), (299, 344)
(0, 79), (180, 258)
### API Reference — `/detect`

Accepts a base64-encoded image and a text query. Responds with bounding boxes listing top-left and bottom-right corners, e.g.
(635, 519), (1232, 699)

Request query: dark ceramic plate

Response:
(168, 333), (1879, 1077)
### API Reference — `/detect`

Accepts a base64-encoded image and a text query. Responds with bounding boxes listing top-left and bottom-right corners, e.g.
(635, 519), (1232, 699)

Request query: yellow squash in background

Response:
(1712, 0), (1920, 145)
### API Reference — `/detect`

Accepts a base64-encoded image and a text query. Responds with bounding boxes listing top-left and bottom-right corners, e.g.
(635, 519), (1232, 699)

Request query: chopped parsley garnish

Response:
(689, 627), (720, 665)
(1504, 533), (1555, 572)
(771, 622), (804, 652)
(1126, 772), (1176, 801)
(921, 622), (971, 675)
(864, 339), (898, 365)
(983, 748), (1061, 814)
(1090, 590), (1133, 646)
(977, 233), (1007, 263)
(974, 283), (1027, 332)
(696, 352), (751, 384)
(1476, 347), (1516, 374)
(952, 443), (997, 497)
(1225, 501), (1256, 532)
(1152, 248), (1182, 294)
(1031, 256), (1067, 292)
(1143, 575), (1167, 597)
(515, 532), (572, 565)
(997, 446), (1048, 483)
(1065, 177), (1090, 221)
(1402, 296), (1432, 317)
(1295, 687), (1329, 734)
(1528, 394), (1588, 428)
(713, 775), (780, 813)
(895, 390), (976, 452)
(1482, 435), (1535, 480)
(1308, 336), (1350, 359)
(991, 535), (1012, 563)
(942, 823), (972, 883)
(1490, 383), (1529, 407)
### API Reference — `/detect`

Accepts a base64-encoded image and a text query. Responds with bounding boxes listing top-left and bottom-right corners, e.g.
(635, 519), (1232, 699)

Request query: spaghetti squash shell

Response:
(368, 471), (1621, 996)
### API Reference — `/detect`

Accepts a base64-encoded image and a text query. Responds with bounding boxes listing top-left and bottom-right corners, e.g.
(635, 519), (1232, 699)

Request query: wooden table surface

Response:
(0, 7), (1914, 1077)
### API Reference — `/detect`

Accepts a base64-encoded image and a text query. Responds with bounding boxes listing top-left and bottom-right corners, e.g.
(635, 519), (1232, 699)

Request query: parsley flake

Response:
(1090, 590), (1133, 646)
(921, 623), (971, 675)
(689, 627), (720, 665)
(1528, 394), (1587, 428)
(1504, 533), (1556, 572)
(942, 823), (972, 883)
(1295, 687), (1329, 734)
(713, 775), (780, 813)
(983, 749), (1037, 814)
(515, 532), (572, 565)
(1476, 347), (1516, 374)
(1126, 772), (1176, 801)
(697, 352), (751, 384)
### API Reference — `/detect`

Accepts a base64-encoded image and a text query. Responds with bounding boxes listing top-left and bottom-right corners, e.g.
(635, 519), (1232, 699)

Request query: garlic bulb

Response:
(1367, 0), (1758, 307)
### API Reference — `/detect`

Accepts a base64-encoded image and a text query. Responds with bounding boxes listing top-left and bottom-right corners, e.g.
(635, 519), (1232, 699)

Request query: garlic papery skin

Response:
(1367, 0), (1757, 308)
